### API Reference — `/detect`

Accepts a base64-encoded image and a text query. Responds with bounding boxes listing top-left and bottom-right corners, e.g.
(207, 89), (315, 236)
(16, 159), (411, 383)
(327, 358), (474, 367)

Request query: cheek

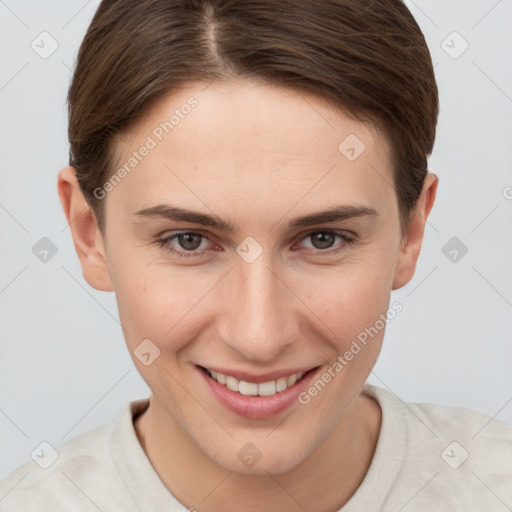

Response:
(297, 251), (396, 352)
(110, 257), (217, 351)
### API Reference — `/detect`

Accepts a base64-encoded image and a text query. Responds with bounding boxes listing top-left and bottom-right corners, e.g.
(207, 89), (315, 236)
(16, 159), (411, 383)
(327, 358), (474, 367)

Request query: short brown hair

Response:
(67, 0), (439, 234)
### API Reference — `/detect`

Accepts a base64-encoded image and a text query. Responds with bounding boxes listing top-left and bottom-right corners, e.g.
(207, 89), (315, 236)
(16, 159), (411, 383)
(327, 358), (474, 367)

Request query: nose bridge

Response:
(221, 254), (295, 362)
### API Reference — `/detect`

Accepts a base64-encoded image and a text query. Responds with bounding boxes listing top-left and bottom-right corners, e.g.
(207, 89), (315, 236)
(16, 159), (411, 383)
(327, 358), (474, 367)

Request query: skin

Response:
(58, 79), (437, 512)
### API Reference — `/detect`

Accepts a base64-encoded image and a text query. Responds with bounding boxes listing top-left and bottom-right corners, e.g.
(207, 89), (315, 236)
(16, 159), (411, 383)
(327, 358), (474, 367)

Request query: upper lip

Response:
(198, 365), (318, 384)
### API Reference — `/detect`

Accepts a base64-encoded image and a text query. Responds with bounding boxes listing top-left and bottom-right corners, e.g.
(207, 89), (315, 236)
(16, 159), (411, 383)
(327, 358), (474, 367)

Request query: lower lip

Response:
(197, 366), (320, 420)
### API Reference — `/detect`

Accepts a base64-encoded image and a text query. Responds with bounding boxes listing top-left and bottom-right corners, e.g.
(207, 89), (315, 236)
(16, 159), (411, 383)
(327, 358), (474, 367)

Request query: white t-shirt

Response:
(1, 384), (511, 511)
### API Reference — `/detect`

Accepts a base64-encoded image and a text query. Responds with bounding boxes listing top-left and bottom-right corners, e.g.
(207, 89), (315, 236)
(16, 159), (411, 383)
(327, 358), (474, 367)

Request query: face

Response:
(62, 79), (434, 474)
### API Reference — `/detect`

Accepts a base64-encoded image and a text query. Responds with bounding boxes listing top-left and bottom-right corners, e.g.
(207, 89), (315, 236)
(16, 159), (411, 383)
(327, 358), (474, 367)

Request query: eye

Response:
(157, 231), (213, 258)
(295, 230), (356, 255)
(157, 229), (356, 259)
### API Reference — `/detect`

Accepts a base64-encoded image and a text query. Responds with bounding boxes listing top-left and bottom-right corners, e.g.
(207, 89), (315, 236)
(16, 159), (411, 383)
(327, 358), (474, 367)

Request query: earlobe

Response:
(57, 166), (114, 292)
(392, 173), (438, 290)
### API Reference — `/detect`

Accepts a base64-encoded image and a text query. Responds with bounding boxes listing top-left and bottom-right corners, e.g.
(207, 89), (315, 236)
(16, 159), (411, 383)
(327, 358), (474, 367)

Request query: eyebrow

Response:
(134, 203), (378, 232)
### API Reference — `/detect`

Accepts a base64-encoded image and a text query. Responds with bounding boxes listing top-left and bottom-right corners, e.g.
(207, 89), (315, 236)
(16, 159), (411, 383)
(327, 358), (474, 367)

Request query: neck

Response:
(134, 393), (381, 512)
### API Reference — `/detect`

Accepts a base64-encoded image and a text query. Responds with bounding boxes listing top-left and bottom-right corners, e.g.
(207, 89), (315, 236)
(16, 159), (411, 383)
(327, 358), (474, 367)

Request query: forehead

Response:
(108, 80), (395, 217)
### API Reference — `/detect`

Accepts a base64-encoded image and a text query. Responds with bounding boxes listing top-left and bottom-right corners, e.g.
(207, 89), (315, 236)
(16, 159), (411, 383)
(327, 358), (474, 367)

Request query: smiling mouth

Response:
(199, 366), (316, 397)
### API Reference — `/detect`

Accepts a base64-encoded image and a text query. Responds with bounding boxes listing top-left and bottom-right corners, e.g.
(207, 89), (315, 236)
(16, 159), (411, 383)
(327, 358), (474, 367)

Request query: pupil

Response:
(313, 232), (334, 249)
(180, 233), (201, 250)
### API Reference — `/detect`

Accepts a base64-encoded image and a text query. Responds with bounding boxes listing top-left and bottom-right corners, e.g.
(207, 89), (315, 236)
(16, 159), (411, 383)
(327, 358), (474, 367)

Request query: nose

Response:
(218, 253), (298, 363)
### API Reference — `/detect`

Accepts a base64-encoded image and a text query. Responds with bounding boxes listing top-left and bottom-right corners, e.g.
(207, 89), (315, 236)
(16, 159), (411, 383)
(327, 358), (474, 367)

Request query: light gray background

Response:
(1, 0), (511, 480)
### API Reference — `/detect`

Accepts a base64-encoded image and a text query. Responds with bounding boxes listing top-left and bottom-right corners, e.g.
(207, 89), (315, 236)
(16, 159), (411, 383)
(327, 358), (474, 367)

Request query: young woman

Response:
(1, 0), (510, 510)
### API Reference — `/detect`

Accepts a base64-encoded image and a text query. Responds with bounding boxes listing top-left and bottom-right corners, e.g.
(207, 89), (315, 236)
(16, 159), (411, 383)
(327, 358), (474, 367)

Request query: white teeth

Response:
(239, 381), (258, 396)
(258, 380), (276, 396)
(207, 369), (307, 396)
(286, 374), (297, 387)
(225, 375), (239, 392)
(275, 377), (288, 392)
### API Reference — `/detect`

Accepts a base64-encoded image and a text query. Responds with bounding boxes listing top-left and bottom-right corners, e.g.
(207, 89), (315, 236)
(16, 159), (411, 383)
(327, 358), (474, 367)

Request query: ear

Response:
(57, 166), (114, 292)
(392, 172), (438, 290)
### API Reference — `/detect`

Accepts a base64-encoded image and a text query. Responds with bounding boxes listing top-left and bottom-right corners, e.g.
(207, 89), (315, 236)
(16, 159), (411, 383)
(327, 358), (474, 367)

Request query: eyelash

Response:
(157, 229), (357, 259)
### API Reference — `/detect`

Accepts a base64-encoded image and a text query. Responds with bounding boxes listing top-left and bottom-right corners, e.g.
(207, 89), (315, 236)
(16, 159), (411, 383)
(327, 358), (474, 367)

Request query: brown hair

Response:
(67, 0), (438, 234)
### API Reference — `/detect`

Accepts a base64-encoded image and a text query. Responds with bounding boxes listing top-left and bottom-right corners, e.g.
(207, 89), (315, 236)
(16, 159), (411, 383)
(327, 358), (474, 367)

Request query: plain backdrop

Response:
(1, 0), (511, 479)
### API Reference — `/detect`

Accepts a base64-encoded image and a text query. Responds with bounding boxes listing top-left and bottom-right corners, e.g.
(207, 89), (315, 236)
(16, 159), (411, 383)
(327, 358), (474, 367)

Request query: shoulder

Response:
(361, 384), (512, 510)
(0, 423), (112, 511)
(0, 401), (142, 511)
(364, 383), (512, 443)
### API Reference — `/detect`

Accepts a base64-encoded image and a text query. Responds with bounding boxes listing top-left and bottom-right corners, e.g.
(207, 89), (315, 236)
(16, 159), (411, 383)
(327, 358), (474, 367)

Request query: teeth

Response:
(207, 369), (307, 396)
(239, 381), (258, 396)
(287, 374), (297, 387)
(258, 380), (276, 396)
(275, 377), (288, 392)
(225, 375), (239, 392)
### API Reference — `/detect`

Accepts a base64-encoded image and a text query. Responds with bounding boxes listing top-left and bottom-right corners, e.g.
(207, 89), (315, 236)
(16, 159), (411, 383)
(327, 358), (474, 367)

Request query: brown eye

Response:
(296, 230), (356, 255)
(157, 231), (212, 258)
(176, 233), (203, 251)
(309, 232), (337, 250)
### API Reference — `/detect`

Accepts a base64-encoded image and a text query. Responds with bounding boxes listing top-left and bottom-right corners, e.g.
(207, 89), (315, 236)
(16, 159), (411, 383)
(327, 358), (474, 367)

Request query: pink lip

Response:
(197, 366), (320, 420)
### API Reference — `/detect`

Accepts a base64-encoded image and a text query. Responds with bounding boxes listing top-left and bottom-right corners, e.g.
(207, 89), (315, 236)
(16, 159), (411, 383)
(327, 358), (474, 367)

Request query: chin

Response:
(206, 439), (310, 476)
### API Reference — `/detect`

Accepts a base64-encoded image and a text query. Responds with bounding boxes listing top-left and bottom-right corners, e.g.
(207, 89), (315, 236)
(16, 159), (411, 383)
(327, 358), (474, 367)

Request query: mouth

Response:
(197, 365), (320, 419)
(201, 366), (309, 396)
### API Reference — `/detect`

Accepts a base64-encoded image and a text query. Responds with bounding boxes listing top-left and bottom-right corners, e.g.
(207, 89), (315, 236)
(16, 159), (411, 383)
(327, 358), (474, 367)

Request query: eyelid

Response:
(158, 228), (357, 259)
(293, 229), (356, 252)
(295, 227), (356, 241)
(157, 229), (215, 252)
